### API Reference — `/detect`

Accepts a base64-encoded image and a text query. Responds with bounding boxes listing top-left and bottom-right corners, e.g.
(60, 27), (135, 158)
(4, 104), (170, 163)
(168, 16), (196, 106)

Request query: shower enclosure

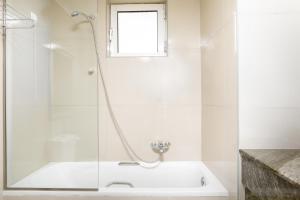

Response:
(1, 0), (237, 199)
(2, 0), (99, 190)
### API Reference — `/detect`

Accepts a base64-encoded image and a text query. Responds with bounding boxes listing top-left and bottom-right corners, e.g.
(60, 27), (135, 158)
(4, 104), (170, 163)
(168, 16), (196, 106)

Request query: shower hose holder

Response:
(151, 141), (171, 154)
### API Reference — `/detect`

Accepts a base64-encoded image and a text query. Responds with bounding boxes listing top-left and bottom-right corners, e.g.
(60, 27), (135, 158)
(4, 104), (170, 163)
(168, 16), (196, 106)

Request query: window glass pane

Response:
(118, 11), (158, 54)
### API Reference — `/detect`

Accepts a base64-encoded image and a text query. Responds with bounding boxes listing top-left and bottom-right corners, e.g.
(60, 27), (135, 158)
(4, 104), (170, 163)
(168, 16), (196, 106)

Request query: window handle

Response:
(109, 28), (113, 42)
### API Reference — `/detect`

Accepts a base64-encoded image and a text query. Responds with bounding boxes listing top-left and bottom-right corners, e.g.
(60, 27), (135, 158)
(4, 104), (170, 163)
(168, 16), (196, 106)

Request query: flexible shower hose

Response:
(88, 19), (161, 168)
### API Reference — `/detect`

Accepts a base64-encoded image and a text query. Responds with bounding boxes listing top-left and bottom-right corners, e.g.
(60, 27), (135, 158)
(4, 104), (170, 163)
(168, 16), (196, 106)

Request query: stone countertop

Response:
(240, 149), (300, 188)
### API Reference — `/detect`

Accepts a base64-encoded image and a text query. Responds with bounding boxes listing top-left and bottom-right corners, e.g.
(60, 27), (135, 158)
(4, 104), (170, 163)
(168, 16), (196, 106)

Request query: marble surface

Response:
(240, 149), (300, 187)
(240, 149), (300, 200)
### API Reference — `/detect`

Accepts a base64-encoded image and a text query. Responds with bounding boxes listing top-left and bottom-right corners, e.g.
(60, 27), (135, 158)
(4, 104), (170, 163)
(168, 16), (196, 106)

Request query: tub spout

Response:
(151, 141), (171, 154)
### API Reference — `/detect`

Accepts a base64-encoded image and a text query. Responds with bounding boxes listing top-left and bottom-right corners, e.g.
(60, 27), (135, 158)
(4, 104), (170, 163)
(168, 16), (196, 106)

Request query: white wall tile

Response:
(239, 107), (300, 149)
(239, 13), (300, 108)
(238, 0), (300, 149)
(238, 0), (300, 14)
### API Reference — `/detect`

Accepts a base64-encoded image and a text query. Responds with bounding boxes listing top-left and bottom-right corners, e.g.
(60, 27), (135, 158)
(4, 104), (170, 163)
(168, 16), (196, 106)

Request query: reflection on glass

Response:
(5, 0), (99, 189)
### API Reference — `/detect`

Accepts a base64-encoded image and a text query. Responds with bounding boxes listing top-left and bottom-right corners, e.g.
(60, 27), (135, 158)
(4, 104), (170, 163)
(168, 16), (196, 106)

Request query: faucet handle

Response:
(151, 140), (171, 154)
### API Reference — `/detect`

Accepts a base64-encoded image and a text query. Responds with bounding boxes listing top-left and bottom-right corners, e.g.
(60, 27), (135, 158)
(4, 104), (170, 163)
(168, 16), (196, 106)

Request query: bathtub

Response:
(4, 161), (228, 200)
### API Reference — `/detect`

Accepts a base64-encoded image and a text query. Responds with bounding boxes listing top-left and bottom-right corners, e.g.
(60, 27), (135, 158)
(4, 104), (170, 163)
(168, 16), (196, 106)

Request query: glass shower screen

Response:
(4, 0), (99, 190)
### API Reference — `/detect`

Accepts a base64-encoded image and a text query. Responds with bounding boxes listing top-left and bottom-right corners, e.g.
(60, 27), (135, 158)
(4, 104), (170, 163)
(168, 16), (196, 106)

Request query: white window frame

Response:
(109, 4), (167, 57)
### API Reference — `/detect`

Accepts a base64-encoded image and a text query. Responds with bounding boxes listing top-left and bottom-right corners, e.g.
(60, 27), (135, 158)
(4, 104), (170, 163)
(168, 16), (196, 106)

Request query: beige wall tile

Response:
(5, 0), (53, 185)
(200, 0), (235, 40)
(202, 22), (237, 107)
(200, 0), (237, 159)
(3, 0), (100, 186)
(1, 0), (203, 188)
(204, 161), (237, 200)
(97, 0), (202, 161)
(202, 106), (237, 161)
(200, 0), (237, 198)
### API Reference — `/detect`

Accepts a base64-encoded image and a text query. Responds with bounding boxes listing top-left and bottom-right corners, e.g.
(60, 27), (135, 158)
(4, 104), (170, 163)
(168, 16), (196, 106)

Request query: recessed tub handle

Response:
(106, 181), (134, 188)
(118, 162), (140, 166)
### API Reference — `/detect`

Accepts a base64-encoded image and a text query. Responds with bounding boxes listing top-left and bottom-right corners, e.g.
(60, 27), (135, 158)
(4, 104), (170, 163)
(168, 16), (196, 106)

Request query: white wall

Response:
(238, 0), (300, 149)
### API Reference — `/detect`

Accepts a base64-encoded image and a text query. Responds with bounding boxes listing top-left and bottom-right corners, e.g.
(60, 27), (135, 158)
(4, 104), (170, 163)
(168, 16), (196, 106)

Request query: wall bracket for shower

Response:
(0, 4), (36, 29)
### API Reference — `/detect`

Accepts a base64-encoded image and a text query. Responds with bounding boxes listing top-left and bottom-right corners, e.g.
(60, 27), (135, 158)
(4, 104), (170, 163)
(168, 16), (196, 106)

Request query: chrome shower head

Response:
(70, 10), (95, 21)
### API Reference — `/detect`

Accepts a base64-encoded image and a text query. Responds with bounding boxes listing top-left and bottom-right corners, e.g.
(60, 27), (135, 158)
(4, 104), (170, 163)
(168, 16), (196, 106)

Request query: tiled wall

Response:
(96, 0), (202, 161)
(3, 0), (100, 185)
(43, 0), (202, 162)
(200, 0), (238, 199)
(5, 0), (52, 185)
(238, 0), (300, 149)
(46, 0), (99, 162)
(0, 0), (203, 187)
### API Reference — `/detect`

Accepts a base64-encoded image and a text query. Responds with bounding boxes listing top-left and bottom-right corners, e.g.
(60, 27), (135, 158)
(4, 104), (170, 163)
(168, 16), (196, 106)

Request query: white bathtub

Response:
(4, 162), (228, 199)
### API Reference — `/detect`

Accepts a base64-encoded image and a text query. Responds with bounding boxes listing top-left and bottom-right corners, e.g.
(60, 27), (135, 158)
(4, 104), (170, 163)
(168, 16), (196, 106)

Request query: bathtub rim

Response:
(3, 188), (228, 197)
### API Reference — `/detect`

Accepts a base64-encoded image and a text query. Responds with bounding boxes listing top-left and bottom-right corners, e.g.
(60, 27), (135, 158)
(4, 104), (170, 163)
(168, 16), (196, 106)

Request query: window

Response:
(109, 4), (167, 57)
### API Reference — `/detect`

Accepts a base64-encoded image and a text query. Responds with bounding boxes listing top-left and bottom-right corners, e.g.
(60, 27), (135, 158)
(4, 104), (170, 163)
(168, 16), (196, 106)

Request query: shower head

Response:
(70, 10), (95, 21)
